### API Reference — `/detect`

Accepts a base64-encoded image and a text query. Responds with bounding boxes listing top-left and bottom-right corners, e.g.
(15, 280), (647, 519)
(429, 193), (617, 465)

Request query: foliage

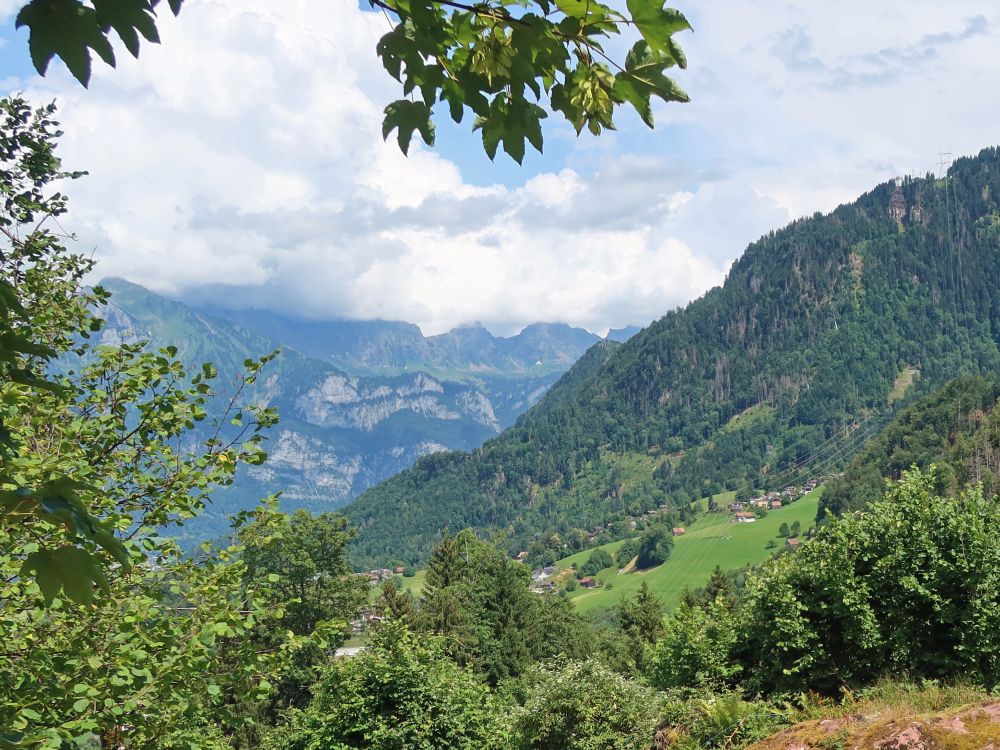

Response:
(735, 468), (1000, 695)
(501, 660), (662, 750)
(615, 538), (638, 567)
(0, 98), (132, 604)
(1, 516), (312, 749)
(614, 580), (663, 672)
(578, 546), (613, 576)
(11, 0), (691, 161)
(376, 578), (419, 619)
(241, 509), (367, 638)
(648, 597), (738, 690)
(636, 523), (673, 568)
(656, 690), (786, 750)
(14, 0), (180, 86)
(0, 98), (325, 748)
(417, 530), (594, 684)
(267, 620), (495, 750)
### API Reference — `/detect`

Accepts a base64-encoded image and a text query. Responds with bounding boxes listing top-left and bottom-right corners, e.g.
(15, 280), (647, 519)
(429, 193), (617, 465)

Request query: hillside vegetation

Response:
(822, 375), (1000, 517)
(347, 148), (1000, 568)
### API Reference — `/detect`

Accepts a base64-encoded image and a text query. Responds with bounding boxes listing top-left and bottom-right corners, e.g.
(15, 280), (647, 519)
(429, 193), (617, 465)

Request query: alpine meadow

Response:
(5, 3), (1000, 750)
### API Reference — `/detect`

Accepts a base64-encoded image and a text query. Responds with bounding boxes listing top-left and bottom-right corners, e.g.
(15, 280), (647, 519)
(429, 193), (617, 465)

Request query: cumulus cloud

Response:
(2, 0), (999, 335)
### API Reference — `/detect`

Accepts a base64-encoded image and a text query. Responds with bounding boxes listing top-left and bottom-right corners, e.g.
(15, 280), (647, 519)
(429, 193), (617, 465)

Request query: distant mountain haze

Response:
(95, 278), (640, 540)
(192, 305), (621, 378)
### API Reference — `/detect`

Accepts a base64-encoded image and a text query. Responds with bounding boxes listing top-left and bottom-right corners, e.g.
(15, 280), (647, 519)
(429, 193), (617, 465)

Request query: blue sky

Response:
(1, 1), (998, 335)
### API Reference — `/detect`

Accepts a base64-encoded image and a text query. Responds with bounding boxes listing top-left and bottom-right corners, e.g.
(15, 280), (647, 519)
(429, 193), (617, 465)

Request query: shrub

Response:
(269, 621), (494, 750)
(504, 661), (661, 750)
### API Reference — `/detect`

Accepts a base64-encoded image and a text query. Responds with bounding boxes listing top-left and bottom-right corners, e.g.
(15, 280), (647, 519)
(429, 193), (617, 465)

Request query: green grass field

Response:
(561, 489), (822, 615)
(366, 569), (427, 604)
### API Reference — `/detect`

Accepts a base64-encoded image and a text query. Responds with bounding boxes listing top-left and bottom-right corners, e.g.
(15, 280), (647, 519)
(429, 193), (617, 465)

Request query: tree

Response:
(11, 0), (692, 162)
(777, 522), (790, 538)
(790, 520), (801, 537)
(615, 580), (664, 672)
(418, 530), (594, 684)
(648, 597), (738, 690)
(0, 99), (131, 602)
(376, 579), (419, 620)
(615, 538), (639, 568)
(242, 510), (367, 637)
(578, 546), (613, 576)
(268, 620), (495, 750)
(636, 524), (673, 568)
(0, 100), (323, 745)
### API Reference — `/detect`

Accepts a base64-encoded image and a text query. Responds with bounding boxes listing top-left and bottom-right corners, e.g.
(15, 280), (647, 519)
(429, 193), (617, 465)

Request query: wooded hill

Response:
(821, 375), (1000, 518)
(346, 147), (1000, 568)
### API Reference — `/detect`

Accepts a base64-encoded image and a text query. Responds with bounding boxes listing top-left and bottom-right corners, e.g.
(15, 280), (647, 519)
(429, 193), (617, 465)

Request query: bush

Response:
(578, 547), (614, 577)
(615, 539), (639, 568)
(503, 661), (661, 750)
(268, 620), (494, 750)
(649, 599), (738, 690)
(735, 469), (1000, 694)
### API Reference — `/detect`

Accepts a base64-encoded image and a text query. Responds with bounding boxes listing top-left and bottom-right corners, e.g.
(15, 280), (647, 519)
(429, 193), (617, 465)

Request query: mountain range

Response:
(95, 278), (637, 539)
(345, 147), (1000, 568)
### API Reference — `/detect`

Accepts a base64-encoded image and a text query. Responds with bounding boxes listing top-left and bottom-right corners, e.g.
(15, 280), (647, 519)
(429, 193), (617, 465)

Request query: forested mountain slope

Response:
(96, 280), (600, 539)
(820, 375), (1000, 518)
(347, 147), (1000, 568)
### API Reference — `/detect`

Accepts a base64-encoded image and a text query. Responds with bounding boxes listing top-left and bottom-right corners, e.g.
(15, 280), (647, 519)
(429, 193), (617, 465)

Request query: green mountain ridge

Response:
(346, 147), (1000, 569)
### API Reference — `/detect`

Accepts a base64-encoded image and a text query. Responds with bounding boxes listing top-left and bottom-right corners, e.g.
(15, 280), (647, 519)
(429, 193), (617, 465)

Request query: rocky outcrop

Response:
(748, 702), (1000, 750)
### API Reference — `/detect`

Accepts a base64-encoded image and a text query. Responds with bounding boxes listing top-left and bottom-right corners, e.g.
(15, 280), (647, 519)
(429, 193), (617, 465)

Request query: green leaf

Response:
(20, 546), (110, 605)
(623, 0), (690, 64)
(93, 0), (160, 58)
(15, 0), (117, 85)
(382, 99), (435, 155)
(612, 40), (689, 127)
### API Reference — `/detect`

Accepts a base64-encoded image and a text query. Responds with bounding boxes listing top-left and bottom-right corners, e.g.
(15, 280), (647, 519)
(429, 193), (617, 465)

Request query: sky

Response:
(0, 1), (998, 336)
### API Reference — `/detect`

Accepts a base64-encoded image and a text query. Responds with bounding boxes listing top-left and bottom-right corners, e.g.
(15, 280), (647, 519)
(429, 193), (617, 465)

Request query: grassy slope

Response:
(562, 489), (822, 615)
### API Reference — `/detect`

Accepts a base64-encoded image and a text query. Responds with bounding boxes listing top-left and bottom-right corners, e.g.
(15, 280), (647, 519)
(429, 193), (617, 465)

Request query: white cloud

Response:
(4, 0), (1000, 335)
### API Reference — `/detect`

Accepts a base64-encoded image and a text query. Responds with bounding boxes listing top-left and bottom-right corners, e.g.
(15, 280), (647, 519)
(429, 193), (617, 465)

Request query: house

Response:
(785, 537), (802, 548)
(394, 565), (405, 574)
(351, 608), (384, 633)
(734, 511), (757, 523)
(769, 500), (782, 509)
(515, 551), (528, 561)
(672, 527), (685, 536)
(579, 576), (597, 589)
(531, 580), (556, 594)
(531, 566), (557, 582)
